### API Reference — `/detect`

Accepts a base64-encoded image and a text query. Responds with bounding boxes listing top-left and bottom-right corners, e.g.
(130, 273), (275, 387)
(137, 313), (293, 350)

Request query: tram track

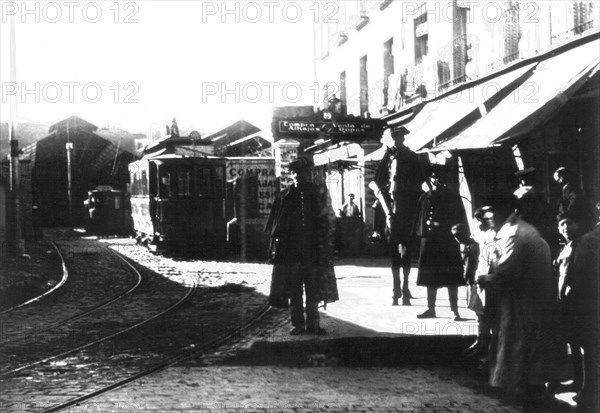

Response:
(0, 247), (142, 345)
(0, 234), (274, 413)
(0, 250), (197, 377)
(0, 241), (69, 316)
(43, 302), (272, 413)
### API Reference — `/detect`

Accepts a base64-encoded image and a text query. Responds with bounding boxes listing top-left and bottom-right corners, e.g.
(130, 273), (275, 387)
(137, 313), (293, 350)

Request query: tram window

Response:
(196, 167), (213, 195)
(177, 168), (192, 196)
(214, 167), (224, 196)
(195, 166), (225, 196)
(159, 168), (175, 198)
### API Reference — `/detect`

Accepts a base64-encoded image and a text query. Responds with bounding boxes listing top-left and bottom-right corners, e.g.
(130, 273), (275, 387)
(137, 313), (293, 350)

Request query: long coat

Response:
(415, 186), (466, 287)
(483, 214), (567, 389)
(565, 223), (600, 347)
(265, 182), (339, 308)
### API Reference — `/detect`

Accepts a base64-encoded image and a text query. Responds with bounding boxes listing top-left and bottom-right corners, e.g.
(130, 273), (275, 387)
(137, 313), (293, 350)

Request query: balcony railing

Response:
(551, 2), (597, 45)
(436, 34), (471, 91)
(551, 20), (597, 44)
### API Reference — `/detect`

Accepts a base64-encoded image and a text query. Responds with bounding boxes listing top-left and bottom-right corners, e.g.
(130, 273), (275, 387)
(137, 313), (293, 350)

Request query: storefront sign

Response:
(227, 158), (277, 217)
(277, 120), (381, 137)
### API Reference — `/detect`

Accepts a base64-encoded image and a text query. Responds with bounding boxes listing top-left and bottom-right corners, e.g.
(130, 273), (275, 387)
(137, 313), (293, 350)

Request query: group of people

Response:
(376, 126), (468, 316)
(453, 171), (599, 412)
(263, 126), (598, 411)
(373, 125), (599, 410)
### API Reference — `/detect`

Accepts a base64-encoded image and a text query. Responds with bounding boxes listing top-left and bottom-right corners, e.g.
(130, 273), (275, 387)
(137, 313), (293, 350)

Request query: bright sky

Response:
(0, 1), (317, 136)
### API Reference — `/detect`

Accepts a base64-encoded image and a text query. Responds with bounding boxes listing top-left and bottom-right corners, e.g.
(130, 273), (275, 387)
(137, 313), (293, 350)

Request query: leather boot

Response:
(392, 289), (401, 306)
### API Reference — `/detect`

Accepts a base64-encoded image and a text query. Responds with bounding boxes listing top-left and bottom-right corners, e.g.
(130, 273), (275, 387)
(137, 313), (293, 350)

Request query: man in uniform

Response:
(265, 157), (339, 335)
(375, 126), (425, 306)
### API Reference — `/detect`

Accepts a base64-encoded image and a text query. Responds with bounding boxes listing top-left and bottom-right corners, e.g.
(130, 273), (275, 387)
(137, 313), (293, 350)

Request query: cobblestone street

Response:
(3, 233), (574, 412)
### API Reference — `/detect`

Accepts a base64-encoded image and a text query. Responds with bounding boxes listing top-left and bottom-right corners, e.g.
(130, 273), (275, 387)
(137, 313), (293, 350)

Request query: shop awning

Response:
(428, 38), (600, 152)
(402, 62), (537, 151)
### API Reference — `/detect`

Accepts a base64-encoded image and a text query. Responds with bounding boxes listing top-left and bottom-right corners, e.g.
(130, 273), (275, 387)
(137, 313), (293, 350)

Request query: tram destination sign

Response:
(277, 120), (382, 137)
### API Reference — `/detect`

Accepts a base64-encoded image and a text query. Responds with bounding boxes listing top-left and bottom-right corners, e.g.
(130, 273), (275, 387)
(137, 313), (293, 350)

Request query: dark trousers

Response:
(427, 286), (459, 313)
(288, 263), (320, 330)
(391, 242), (412, 298)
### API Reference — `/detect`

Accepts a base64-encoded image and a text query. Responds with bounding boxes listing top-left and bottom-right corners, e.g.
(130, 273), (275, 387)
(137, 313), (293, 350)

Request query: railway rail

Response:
(0, 246), (142, 344)
(0, 241), (69, 316)
(0, 231), (274, 412)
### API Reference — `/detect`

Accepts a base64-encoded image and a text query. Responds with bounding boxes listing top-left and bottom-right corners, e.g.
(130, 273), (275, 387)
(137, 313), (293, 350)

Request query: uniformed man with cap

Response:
(265, 156), (339, 335)
(375, 125), (426, 306)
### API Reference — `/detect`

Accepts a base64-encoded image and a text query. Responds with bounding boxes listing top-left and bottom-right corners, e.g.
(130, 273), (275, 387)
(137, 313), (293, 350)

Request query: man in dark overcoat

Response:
(415, 168), (467, 320)
(566, 216), (599, 412)
(265, 157), (338, 335)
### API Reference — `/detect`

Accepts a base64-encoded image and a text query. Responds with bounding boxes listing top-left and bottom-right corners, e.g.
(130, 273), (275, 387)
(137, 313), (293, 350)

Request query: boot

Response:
(392, 289), (401, 306)
(417, 308), (436, 318)
(453, 310), (466, 321)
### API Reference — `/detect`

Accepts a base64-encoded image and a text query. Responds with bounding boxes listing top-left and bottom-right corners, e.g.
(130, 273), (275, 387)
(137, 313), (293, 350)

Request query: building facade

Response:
(315, 1), (599, 114)
(312, 0), (600, 239)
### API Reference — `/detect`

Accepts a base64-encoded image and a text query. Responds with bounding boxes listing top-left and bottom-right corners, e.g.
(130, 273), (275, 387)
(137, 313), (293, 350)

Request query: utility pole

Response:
(66, 120), (73, 228)
(8, 12), (23, 254)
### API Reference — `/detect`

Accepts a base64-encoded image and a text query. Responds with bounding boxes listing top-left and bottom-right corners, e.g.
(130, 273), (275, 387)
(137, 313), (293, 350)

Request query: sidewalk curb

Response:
(226, 335), (478, 367)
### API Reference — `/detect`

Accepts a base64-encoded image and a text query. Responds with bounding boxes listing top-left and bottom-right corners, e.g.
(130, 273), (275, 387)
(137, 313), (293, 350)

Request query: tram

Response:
(129, 154), (228, 255)
(83, 186), (132, 237)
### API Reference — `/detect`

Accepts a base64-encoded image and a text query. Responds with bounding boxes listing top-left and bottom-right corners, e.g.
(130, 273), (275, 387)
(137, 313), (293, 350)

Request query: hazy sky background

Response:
(0, 1), (317, 135)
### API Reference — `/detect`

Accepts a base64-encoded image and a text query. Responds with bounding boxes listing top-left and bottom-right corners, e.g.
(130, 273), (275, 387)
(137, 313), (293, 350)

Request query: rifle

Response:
(368, 181), (392, 218)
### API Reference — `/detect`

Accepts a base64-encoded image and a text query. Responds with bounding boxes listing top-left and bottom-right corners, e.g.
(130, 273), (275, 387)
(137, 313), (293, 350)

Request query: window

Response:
(158, 167), (174, 198)
(196, 165), (225, 197)
(503, 2), (521, 64)
(414, 13), (429, 64)
(359, 55), (369, 116)
(452, 6), (469, 85)
(574, 1), (596, 34)
(383, 38), (394, 107)
(177, 168), (192, 197)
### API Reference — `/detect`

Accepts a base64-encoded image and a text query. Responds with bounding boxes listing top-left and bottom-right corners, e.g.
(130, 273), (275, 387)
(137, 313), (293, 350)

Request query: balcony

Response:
(437, 34), (472, 91)
(552, 20), (597, 44)
(550, 2), (598, 45)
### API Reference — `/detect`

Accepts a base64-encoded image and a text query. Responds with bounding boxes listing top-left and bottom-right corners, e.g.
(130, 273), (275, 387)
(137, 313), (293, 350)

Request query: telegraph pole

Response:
(66, 138), (73, 228)
(8, 12), (23, 254)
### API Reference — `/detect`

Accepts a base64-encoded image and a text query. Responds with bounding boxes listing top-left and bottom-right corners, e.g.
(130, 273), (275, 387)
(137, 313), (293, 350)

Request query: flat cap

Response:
(391, 126), (410, 135)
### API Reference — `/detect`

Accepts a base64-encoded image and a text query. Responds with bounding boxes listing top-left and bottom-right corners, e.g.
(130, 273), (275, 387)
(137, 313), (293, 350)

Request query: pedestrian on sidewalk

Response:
(414, 167), (467, 321)
(374, 126), (426, 306)
(265, 156), (339, 336)
(463, 206), (499, 361)
(478, 198), (568, 410)
(562, 212), (600, 412)
(553, 210), (585, 395)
